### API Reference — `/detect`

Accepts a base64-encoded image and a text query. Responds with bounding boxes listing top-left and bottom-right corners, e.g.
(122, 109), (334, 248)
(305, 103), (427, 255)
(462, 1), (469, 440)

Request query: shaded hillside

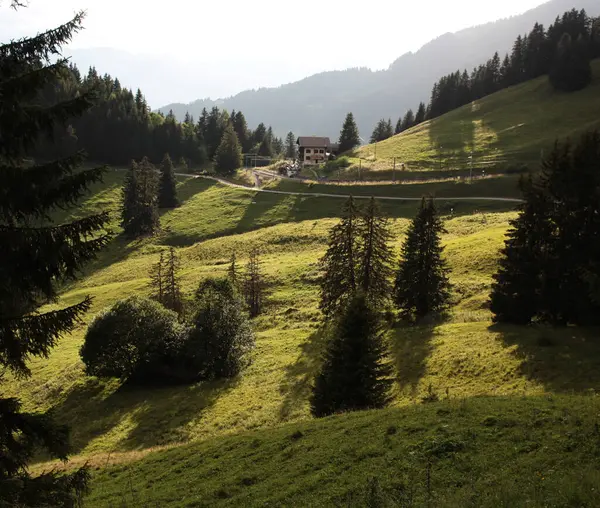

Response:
(159, 0), (599, 139)
(353, 59), (600, 174)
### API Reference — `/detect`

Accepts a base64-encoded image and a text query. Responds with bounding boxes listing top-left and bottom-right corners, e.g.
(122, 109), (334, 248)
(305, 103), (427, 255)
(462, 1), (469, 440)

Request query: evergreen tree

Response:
(401, 109), (415, 132)
(244, 249), (264, 318)
(0, 10), (111, 505)
(490, 177), (551, 324)
(228, 251), (240, 291)
(414, 102), (427, 125)
(395, 116), (403, 135)
(121, 157), (160, 237)
(158, 153), (179, 208)
(394, 198), (451, 321)
(214, 123), (243, 175)
(149, 252), (165, 305)
(319, 197), (361, 317)
(253, 122), (267, 145)
(370, 118), (392, 143)
(232, 111), (250, 152)
(338, 112), (360, 153)
(177, 156), (188, 171)
(549, 32), (592, 92)
(163, 247), (183, 315)
(310, 294), (391, 418)
(285, 131), (297, 159)
(358, 198), (394, 310)
(258, 136), (273, 157)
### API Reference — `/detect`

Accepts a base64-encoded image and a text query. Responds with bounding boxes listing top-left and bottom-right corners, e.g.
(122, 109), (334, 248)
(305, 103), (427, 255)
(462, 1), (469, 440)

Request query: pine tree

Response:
(310, 294), (391, 418)
(490, 177), (551, 324)
(149, 252), (165, 304)
(319, 197), (361, 317)
(285, 131), (297, 159)
(228, 251), (240, 292)
(394, 198), (451, 321)
(244, 249), (264, 318)
(0, 10), (111, 505)
(258, 136), (273, 157)
(338, 112), (360, 153)
(121, 157), (160, 237)
(163, 247), (183, 315)
(232, 111), (250, 152)
(401, 109), (415, 132)
(549, 32), (592, 92)
(214, 123), (242, 175)
(358, 198), (394, 310)
(158, 153), (179, 208)
(415, 102), (427, 125)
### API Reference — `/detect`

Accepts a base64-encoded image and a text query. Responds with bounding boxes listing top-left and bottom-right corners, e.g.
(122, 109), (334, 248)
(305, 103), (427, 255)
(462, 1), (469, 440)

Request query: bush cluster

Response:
(80, 279), (254, 385)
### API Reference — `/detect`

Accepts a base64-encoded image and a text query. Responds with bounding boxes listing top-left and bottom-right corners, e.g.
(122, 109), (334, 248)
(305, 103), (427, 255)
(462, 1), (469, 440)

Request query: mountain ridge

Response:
(158, 0), (599, 138)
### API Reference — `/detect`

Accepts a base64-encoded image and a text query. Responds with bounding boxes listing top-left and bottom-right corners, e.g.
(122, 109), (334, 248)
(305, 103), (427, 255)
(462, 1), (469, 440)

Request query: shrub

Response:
(182, 278), (255, 380)
(323, 156), (351, 173)
(80, 296), (185, 383)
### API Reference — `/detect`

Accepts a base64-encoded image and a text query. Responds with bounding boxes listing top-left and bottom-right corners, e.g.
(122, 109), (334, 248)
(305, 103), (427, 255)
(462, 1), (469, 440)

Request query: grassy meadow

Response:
(5, 168), (600, 506)
(337, 58), (600, 180)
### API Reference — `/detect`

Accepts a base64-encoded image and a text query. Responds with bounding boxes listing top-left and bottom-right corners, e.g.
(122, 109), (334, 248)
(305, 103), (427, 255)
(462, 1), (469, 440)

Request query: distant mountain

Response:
(158, 0), (600, 139)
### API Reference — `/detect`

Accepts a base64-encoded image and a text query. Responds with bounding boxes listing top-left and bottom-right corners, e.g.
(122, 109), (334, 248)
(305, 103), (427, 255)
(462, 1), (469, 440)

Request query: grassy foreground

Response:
(4, 170), (600, 506)
(348, 59), (600, 178)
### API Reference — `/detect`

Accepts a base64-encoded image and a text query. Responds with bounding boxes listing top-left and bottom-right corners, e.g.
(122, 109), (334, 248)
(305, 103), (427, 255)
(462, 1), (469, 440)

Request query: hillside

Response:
(158, 0), (599, 138)
(351, 59), (600, 177)
(5, 170), (600, 506)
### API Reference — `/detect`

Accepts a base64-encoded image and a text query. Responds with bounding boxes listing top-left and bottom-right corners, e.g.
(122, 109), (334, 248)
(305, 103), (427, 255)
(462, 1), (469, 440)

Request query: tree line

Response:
(33, 64), (285, 169)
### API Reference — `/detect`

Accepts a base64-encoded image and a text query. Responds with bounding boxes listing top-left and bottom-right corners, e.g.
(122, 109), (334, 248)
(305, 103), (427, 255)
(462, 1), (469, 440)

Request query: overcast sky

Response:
(1, 0), (549, 105)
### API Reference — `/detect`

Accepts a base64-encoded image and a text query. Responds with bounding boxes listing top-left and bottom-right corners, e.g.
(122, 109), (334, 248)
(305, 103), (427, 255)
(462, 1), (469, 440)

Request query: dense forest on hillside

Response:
(35, 66), (284, 167)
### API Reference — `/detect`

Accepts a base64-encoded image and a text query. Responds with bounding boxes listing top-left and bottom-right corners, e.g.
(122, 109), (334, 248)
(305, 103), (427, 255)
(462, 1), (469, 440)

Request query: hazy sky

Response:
(1, 0), (549, 105)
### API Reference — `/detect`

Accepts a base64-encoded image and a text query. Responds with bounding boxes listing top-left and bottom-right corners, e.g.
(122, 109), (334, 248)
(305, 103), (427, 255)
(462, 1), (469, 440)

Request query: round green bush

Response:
(80, 296), (185, 383)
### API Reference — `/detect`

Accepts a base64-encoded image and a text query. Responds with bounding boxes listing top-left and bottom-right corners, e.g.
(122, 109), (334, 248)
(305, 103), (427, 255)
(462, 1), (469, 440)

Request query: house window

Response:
(306, 155), (311, 161)
(306, 149), (311, 154)
(319, 149), (324, 153)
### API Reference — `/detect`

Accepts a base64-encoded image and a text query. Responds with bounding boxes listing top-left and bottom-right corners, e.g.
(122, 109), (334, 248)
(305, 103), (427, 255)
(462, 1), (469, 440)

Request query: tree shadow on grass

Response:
(389, 324), (438, 399)
(52, 375), (239, 455)
(489, 323), (600, 393)
(278, 328), (329, 421)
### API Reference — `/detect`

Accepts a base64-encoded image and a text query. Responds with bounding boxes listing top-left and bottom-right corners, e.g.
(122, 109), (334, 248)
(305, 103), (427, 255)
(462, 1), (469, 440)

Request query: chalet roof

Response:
(297, 136), (331, 148)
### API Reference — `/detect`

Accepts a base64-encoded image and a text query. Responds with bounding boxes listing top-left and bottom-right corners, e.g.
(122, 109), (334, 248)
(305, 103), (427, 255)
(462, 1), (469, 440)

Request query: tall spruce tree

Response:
(415, 102), (427, 125)
(338, 112), (360, 153)
(310, 293), (391, 417)
(285, 131), (297, 159)
(0, 9), (111, 505)
(549, 32), (592, 92)
(489, 177), (552, 324)
(491, 132), (600, 325)
(214, 123), (242, 175)
(164, 247), (183, 315)
(319, 196), (361, 317)
(244, 249), (264, 318)
(158, 153), (179, 208)
(394, 198), (451, 321)
(149, 251), (165, 304)
(358, 198), (394, 310)
(121, 157), (159, 237)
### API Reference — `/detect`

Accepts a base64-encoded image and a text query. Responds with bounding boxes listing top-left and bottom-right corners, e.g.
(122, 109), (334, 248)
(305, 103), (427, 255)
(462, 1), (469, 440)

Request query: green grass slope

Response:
(353, 59), (600, 177)
(5, 171), (600, 506)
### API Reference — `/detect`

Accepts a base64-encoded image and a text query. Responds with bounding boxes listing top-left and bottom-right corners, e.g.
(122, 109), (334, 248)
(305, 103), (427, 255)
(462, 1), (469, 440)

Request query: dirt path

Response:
(194, 174), (523, 203)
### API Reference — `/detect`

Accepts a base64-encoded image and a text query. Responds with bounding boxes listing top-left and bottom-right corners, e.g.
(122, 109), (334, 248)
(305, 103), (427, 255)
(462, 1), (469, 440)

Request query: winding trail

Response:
(194, 173), (523, 204)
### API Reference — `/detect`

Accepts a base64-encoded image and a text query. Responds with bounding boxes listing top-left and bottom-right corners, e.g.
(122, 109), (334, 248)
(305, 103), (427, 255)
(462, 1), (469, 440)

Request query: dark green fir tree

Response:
(549, 32), (592, 92)
(214, 123), (242, 175)
(319, 196), (361, 317)
(338, 112), (360, 153)
(121, 157), (160, 237)
(394, 197), (451, 321)
(0, 9), (111, 505)
(158, 153), (179, 208)
(414, 102), (427, 125)
(310, 294), (391, 417)
(285, 131), (297, 159)
(358, 198), (394, 310)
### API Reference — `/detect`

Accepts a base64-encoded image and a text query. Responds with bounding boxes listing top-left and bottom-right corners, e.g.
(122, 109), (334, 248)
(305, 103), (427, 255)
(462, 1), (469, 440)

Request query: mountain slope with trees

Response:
(158, 0), (599, 139)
